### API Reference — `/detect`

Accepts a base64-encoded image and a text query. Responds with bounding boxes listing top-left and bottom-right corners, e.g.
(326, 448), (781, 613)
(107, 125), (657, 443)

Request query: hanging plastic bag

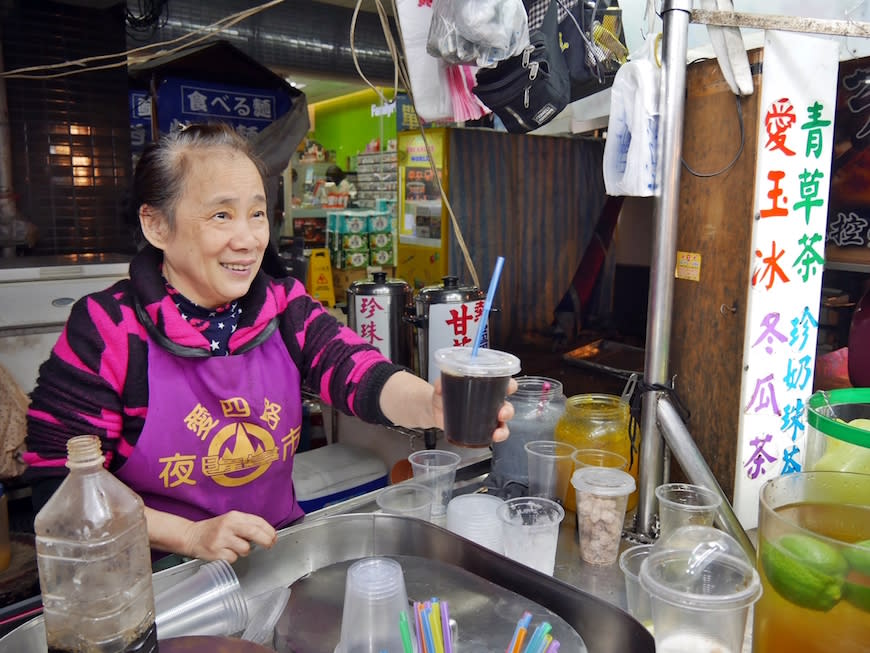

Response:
(396, 0), (453, 122)
(427, 0), (529, 68)
(602, 35), (661, 197)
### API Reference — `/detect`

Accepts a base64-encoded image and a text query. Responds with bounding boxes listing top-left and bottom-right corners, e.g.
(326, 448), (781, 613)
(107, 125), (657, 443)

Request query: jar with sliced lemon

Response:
(753, 471), (870, 653)
(805, 389), (870, 474)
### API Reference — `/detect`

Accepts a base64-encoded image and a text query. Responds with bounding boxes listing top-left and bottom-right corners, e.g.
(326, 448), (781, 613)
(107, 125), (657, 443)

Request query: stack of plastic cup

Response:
(639, 526), (761, 653)
(155, 560), (249, 639)
(375, 483), (434, 520)
(335, 557), (413, 653)
(497, 497), (565, 576)
(655, 483), (721, 539)
(408, 449), (461, 521)
(446, 493), (505, 554)
(618, 544), (654, 633)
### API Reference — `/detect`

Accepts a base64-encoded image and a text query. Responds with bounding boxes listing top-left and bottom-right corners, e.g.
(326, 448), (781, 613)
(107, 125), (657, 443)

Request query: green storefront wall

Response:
(311, 88), (398, 170)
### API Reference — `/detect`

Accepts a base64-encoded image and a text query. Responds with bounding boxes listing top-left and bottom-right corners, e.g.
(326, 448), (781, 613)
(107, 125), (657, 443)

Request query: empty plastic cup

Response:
(639, 526), (761, 653)
(154, 559), (249, 640)
(571, 448), (628, 471)
(434, 347), (521, 447)
(619, 544), (654, 633)
(497, 497), (565, 576)
(446, 493), (505, 554)
(525, 440), (576, 505)
(572, 466), (635, 566)
(335, 557), (413, 653)
(375, 483), (434, 520)
(655, 483), (722, 539)
(408, 449), (461, 518)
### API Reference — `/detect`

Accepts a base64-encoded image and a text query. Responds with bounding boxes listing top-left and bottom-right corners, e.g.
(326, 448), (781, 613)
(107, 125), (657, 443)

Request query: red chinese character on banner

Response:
(360, 297), (384, 319)
(418, 0), (432, 6)
(765, 98), (797, 155)
(759, 170), (788, 218)
(446, 304), (473, 337)
(453, 335), (472, 346)
(360, 322), (383, 344)
(473, 300), (484, 322)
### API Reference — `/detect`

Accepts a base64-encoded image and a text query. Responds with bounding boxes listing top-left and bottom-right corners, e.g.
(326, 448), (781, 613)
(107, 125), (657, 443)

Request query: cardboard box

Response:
(332, 265), (396, 300)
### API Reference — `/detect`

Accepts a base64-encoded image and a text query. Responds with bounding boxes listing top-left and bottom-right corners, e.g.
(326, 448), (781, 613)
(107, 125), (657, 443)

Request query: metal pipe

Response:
(636, 0), (693, 536)
(656, 396), (756, 561)
(0, 33), (18, 258)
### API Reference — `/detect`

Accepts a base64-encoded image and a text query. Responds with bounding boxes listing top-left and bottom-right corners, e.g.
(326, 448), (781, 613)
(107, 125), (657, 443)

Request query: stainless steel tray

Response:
(0, 512), (654, 652)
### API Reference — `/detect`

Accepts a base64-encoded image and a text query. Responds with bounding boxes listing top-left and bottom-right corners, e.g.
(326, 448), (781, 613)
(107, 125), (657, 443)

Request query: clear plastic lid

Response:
(570, 466), (636, 497)
(640, 525), (761, 611)
(434, 347), (521, 377)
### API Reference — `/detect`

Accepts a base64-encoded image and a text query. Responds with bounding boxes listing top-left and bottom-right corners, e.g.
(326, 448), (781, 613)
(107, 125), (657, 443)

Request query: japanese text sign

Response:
(733, 31), (838, 529)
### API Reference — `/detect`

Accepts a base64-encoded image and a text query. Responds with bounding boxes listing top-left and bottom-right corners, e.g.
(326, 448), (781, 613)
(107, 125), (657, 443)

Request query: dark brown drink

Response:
(441, 372), (511, 447)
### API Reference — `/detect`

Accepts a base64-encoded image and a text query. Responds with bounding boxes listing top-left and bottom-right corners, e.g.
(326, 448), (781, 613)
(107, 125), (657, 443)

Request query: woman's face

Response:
(153, 146), (269, 309)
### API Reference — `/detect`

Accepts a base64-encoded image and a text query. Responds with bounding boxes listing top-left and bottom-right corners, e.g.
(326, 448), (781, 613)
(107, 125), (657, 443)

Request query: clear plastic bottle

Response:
(35, 435), (157, 653)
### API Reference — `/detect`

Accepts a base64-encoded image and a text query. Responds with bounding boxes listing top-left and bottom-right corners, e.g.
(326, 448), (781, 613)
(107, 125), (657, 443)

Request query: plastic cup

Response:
(572, 467), (635, 566)
(154, 559), (249, 640)
(639, 526), (761, 653)
(497, 497), (565, 576)
(618, 545), (654, 633)
(446, 493), (505, 554)
(408, 449), (461, 518)
(524, 440), (576, 505)
(375, 483), (434, 520)
(434, 346), (521, 448)
(335, 557), (413, 653)
(571, 448), (628, 472)
(655, 483), (721, 539)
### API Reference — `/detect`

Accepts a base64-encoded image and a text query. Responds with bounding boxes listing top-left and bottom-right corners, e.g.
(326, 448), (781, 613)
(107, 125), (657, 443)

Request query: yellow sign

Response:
(307, 248), (335, 307)
(675, 251), (702, 282)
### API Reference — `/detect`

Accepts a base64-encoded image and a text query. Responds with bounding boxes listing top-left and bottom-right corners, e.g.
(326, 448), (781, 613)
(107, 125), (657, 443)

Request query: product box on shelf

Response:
(333, 250), (369, 270)
(367, 212), (392, 234)
(369, 247), (395, 267)
(327, 210), (369, 234)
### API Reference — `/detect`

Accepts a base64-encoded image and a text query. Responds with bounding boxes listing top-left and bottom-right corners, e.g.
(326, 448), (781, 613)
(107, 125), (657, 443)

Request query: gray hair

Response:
(132, 123), (266, 231)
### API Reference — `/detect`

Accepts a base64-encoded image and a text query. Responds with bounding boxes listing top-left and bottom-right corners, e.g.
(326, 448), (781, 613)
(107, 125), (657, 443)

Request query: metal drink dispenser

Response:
(411, 276), (487, 383)
(347, 272), (414, 369)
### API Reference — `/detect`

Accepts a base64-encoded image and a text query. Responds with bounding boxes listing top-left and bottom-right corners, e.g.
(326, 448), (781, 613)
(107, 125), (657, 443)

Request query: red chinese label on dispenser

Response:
(353, 296), (392, 360)
(427, 300), (487, 383)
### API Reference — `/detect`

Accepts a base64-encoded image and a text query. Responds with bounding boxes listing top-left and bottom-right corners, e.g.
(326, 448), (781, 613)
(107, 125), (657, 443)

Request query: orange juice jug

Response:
(555, 393), (639, 511)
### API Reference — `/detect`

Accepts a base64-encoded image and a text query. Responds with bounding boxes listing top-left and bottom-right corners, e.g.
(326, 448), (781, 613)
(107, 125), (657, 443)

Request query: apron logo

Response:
(202, 422), (279, 487)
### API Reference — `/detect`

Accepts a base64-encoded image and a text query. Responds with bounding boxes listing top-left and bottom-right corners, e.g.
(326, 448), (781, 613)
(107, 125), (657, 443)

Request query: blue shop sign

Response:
(157, 76), (293, 137)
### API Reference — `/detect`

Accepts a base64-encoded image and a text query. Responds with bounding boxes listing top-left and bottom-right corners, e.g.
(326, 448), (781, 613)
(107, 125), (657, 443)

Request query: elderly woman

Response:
(24, 123), (515, 562)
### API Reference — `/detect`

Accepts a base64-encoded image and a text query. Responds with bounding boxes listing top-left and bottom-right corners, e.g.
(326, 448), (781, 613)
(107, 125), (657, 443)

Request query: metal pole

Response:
(636, 0), (692, 536)
(656, 396), (756, 561)
(0, 34), (19, 258)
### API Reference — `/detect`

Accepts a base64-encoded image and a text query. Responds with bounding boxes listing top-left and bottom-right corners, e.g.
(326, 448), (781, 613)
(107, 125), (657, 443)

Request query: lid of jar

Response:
(571, 466), (636, 497)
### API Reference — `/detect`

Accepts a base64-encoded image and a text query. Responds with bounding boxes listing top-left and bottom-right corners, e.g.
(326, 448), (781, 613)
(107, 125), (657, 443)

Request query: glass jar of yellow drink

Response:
(754, 471), (870, 653)
(555, 394), (638, 511)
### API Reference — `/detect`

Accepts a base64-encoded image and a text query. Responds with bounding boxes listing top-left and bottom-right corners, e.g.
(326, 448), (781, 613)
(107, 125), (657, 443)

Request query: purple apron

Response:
(116, 330), (305, 528)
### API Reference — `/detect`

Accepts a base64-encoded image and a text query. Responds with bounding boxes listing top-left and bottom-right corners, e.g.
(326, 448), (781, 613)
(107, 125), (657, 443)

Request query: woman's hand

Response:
(145, 506), (277, 562)
(380, 371), (518, 442)
(182, 511), (277, 562)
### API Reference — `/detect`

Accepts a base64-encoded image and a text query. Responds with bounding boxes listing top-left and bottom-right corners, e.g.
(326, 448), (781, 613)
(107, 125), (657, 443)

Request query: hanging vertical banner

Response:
(732, 31), (839, 529)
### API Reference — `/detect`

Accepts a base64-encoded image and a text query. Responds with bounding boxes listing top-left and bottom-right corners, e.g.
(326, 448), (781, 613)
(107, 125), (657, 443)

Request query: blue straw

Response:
(471, 256), (505, 358)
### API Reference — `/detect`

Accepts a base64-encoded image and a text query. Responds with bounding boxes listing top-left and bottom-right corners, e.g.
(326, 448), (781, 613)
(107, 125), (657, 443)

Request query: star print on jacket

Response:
(166, 280), (239, 356)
